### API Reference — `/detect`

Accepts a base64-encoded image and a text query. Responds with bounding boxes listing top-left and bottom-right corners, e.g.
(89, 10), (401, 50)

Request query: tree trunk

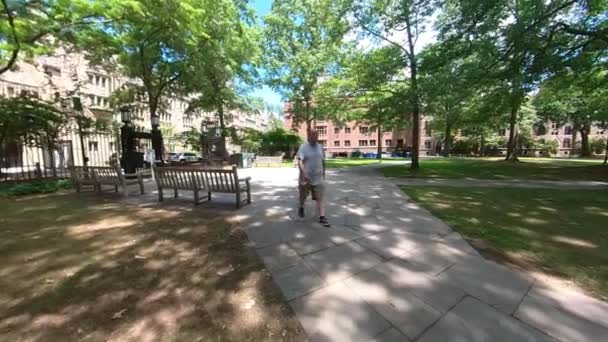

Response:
(305, 100), (312, 132)
(480, 134), (486, 157)
(505, 104), (519, 161)
(580, 127), (591, 157)
(217, 102), (229, 161)
(604, 136), (608, 165)
(443, 124), (452, 157)
(77, 126), (88, 168)
(571, 126), (578, 157)
(376, 127), (382, 159)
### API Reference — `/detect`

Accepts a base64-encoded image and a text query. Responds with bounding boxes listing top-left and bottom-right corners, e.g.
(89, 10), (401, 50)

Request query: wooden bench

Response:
(70, 164), (145, 197)
(152, 165), (207, 205)
(254, 156), (283, 167)
(152, 165), (251, 208)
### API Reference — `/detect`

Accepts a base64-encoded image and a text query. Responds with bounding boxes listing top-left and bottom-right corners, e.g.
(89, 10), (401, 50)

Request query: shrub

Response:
(590, 137), (606, 155)
(0, 179), (73, 197)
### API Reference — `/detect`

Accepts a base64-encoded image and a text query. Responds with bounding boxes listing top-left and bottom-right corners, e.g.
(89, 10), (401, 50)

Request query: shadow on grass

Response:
(402, 186), (608, 299)
(0, 192), (305, 341)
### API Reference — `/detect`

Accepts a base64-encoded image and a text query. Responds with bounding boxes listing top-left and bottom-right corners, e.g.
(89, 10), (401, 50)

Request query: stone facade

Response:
(0, 49), (273, 163)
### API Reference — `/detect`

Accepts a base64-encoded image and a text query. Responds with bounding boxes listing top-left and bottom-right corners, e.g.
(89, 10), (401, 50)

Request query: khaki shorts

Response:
(299, 183), (325, 202)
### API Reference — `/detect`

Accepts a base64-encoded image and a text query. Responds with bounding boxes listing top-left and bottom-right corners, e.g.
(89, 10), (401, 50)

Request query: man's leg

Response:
(315, 184), (330, 227)
(298, 184), (309, 218)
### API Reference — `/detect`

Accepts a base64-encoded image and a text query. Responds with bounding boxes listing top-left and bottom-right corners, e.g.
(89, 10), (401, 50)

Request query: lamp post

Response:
(120, 105), (137, 173)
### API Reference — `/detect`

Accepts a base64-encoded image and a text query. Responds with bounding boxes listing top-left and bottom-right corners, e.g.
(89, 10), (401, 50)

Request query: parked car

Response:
(166, 152), (202, 164)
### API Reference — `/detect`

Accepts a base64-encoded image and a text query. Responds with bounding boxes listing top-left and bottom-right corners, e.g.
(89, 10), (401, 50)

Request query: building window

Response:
(359, 140), (368, 146)
(425, 128), (432, 137)
(345, 127), (351, 134)
(334, 141), (340, 147)
(369, 140), (376, 146)
(564, 126), (573, 135)
(344, 140), (351, 147)
(498, 129), (506, 136)
(316, 126), (327, 135)
(551, 122), (557, 129)
(318, 140), (326, 146)
(109, 142), (115, 151)
(385, 139), (392, 146)
(370, 127), (376, 133)
(7, 86), (15, 97)
(334, 127), (341, 134)
(397, 139), (404, 147)
(360, 127), (368, 134)
(424, 140), (432, 149)
(88, 141), (99, 152)
(563, 138), (571, 148)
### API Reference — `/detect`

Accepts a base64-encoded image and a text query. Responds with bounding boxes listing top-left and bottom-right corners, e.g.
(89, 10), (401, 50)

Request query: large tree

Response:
(85, 0), (214, 150)
(0, 0), (108, 75)
(349, 0), (436, 169)
(314, 46), (408, 159)
(262, 0), (350, 131)
(184, 0), (260, 160)
(438, 0), (586, 161)
(418, 43), (483, 156)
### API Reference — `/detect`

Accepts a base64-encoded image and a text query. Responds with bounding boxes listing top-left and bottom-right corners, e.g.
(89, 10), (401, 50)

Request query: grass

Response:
(0, 194), (305, 341)
(278, 157), (406, 169)
(382, 157), (608, 182)
(0, 179), (73, 197)
(402, 186), (608, 299)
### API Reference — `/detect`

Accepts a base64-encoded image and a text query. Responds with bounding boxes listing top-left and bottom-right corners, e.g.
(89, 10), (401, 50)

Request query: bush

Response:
(590, 137), (606, 155)
(0, 179), (73, 197)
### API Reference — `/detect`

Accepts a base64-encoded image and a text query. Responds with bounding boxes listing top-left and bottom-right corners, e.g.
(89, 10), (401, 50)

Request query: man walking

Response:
(297, 129), (330, 227)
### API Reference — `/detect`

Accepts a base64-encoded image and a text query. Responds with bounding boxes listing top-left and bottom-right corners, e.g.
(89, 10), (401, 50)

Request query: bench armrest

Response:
(239, 176), (251, 182)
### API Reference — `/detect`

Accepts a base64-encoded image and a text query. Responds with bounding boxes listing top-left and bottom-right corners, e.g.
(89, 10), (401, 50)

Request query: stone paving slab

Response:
(374, 259), (466, 313)
(371, 328), (411, 342)
(355, 230), (436, 260)
(344, 268), (442, 339)
(437, 256), (534, 314)
(256, 243), (301, 272)
(271, 261), (325, 300)
(289, 282), (391, 342)
(515, 283), (608, 342)
(302, 242), (384, 284)
(418, 296), (558, 342)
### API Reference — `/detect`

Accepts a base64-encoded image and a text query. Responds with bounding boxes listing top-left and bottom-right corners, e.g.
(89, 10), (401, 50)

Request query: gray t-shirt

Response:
(297, 142), (325, 185)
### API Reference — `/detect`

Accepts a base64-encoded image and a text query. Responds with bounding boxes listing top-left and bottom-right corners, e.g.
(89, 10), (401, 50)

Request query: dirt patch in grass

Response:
(0, 193), (305, 341)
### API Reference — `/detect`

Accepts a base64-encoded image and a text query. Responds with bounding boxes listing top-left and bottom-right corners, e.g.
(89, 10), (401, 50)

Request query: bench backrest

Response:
(202, 165), (238, 192)
(70, 166), (95, 183)
(153, 166), (206, 190)
(92, 166), (123, 185)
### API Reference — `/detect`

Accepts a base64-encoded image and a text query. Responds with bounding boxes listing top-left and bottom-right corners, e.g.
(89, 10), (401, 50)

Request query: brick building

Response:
(284, 102), (606, 158)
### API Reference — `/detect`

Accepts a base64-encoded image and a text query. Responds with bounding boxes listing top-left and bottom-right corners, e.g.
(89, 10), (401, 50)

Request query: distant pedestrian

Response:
(297, 129), (330, 227)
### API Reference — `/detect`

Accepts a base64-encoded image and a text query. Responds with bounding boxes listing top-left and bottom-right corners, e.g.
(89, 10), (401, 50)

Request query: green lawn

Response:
(280, 157), (407, 169)
(382, 157), (608, 182)
(403, 186), (608, 299)
(0, 194), (305, 341)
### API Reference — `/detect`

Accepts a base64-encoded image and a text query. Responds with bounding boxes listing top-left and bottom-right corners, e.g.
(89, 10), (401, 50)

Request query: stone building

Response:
(0, 49), (272, 178)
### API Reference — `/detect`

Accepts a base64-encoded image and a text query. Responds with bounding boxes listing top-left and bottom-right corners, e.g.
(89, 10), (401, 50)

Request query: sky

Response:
(249, 1), (283, 109)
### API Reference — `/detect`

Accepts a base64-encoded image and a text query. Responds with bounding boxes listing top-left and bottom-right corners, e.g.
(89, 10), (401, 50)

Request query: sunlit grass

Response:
(382, 157), (607, 181)
(403, 186), (608, 299)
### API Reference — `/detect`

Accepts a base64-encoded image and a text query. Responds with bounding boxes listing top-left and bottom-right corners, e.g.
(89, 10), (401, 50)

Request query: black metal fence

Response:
(0, 125), (120, 182)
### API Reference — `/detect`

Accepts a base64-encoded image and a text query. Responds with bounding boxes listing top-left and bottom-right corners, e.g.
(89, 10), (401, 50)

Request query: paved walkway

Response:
(235, 166), (608, 342)
(394, 177), (608, 189)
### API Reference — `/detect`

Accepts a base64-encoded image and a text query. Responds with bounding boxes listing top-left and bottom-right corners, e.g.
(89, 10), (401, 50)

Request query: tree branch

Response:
(0, 0), (21, 75)
(354, 15), (410, 57)
(557, 22), (608, 44)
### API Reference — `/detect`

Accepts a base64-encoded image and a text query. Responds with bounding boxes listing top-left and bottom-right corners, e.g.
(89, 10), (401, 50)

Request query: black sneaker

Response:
(319, 216), (331, 228)
(298, 207), (305, 218)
